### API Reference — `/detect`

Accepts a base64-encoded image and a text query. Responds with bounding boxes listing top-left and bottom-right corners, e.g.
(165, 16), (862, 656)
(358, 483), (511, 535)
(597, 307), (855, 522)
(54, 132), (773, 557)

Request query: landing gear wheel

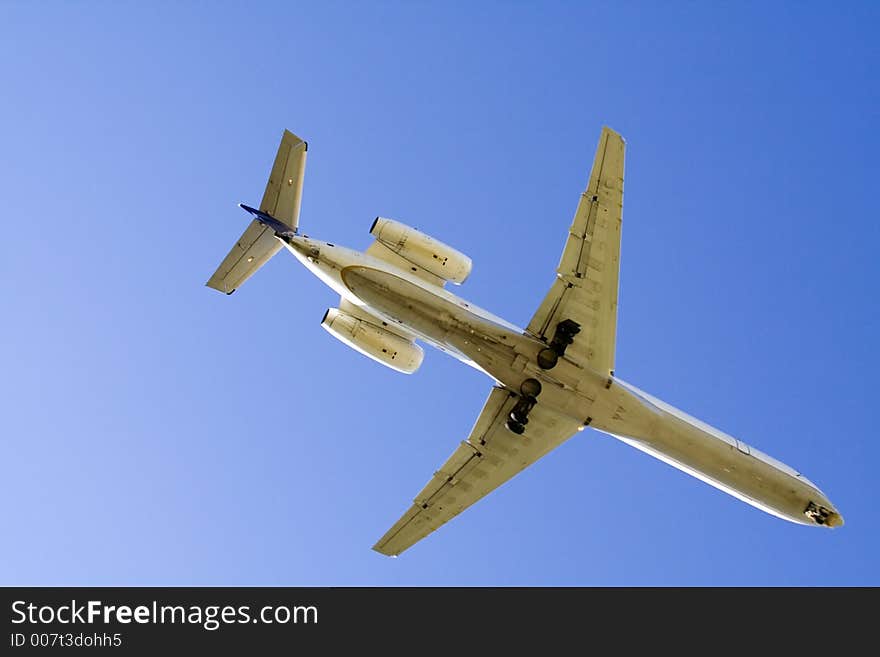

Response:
(506, 419), (525, 435)
(537, 348), (558, 370)
(520, 378), (542, 397)
(509, 393), (537, 427)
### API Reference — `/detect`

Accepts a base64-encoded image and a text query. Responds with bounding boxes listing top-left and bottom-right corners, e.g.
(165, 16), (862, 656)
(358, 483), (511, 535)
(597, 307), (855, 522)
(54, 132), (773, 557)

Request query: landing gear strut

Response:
(506, 378), (542, 435)
(537, 319), (581, 370)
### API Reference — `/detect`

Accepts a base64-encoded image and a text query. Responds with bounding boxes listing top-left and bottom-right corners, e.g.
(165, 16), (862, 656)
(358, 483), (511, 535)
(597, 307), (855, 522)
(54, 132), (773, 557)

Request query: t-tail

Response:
(238, 203), (297, 237)
(206, 129), (307, 294)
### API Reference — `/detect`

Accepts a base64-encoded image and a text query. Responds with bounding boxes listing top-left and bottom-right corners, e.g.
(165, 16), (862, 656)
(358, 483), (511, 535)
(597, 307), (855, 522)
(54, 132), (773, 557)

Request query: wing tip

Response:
(205, 279), (234, 294)
(601, 125), (626, 143)
(371, 543), (399, 557)
(281, 128), (307, 150)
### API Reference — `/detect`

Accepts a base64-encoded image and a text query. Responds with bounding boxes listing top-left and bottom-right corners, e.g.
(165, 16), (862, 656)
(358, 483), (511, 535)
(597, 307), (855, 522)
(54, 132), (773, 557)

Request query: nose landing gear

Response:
(506, 378), (542, 435)
(804, 501), (843, 527)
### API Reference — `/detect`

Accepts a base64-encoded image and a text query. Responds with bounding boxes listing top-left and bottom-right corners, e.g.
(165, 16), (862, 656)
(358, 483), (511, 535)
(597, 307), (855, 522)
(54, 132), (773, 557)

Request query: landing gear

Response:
(520, 378), (542, 398)
(537, 319), (581, 370)
(537, 348), (558, 370)
(505, 378), (541, 435)
(506, 398), (535, 433)
(510, 404), (532, 425)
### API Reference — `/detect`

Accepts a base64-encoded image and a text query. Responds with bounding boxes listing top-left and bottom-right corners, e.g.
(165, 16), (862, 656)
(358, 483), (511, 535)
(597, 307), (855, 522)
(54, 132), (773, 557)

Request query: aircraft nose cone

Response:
(826, 511), (844, 528)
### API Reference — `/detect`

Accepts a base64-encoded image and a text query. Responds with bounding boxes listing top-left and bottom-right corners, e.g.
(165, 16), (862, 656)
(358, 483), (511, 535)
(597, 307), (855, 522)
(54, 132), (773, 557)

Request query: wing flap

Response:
(415, 442), (484, 508)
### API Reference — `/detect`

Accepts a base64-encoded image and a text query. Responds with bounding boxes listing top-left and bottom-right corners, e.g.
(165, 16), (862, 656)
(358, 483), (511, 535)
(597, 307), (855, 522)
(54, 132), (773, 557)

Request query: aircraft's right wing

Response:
(206, 129), (308, 294)
(526, 127), (625, 376)
(373, 387), (583, 556)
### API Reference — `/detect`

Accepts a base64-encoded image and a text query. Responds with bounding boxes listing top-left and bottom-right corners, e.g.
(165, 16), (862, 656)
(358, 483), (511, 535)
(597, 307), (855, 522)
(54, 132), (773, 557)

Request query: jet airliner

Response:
(207, 128), (843, 555)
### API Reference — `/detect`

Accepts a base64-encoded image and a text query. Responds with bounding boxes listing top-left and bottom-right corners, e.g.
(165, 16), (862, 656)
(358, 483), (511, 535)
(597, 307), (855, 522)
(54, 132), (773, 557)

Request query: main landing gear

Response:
(506, 378), (542, 435)
(537, 319), (581, 370)
(505, 318), (583, 436)
(508, 319), (581, 434)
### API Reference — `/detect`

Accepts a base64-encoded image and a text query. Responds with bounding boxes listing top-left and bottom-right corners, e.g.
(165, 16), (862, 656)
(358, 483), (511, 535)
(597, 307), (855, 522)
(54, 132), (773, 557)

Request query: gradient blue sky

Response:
(2, 2), (878, 585)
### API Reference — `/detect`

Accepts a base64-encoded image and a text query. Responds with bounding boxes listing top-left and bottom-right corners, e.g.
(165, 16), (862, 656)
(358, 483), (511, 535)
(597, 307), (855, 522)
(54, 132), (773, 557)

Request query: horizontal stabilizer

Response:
(239, 203), (296, 236)
(206, 129), (307, 294)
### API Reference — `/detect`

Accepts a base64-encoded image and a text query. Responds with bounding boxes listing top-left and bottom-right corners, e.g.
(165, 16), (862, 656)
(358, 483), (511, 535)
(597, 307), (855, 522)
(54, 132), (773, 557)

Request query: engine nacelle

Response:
(370, 217), (472, 285)
(321, 308), (424, 374)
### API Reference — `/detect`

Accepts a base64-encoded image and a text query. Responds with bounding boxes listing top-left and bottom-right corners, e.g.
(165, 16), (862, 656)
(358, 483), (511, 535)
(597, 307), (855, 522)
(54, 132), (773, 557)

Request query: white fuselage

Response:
(284, 234), (843, 528)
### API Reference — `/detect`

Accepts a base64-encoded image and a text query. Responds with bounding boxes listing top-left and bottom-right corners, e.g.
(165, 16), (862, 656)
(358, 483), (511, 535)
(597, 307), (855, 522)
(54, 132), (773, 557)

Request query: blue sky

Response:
(1, 2), (877, 585)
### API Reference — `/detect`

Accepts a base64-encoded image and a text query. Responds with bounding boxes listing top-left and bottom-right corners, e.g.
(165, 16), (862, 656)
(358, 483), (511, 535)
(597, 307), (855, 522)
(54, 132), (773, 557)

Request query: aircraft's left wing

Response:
(373, 387), (583, 556)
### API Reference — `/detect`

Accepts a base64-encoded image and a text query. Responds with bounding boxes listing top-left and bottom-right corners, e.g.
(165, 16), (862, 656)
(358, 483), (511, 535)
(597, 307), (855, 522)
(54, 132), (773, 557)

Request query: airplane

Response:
(207, 128), (843, 556)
